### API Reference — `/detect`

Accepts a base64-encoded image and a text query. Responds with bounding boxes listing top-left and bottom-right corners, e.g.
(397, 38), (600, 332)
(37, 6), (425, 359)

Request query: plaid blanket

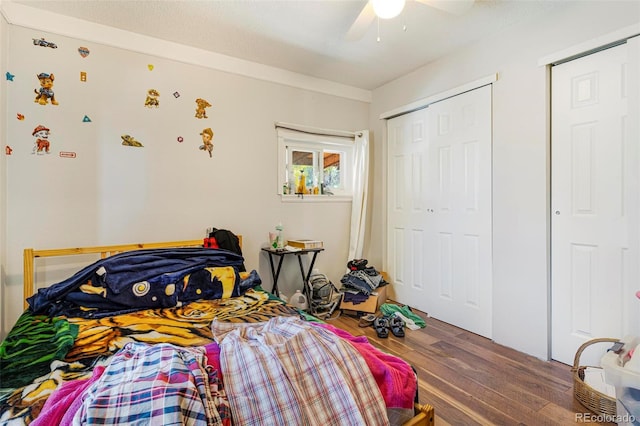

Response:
(0, 289), (298, 425)
(73, 342), (222, 425)
(212, 316), (390, 426)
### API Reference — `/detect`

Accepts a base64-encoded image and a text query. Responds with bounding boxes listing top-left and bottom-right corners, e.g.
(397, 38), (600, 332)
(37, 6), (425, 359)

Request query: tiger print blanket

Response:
(0, 289), (301, 425)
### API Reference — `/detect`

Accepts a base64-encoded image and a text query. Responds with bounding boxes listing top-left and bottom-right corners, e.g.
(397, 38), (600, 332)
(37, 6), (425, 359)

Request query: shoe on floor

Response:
(389, 315), (405, 337)
(373, 316), (390, 338)
(358, 313), (376, 328)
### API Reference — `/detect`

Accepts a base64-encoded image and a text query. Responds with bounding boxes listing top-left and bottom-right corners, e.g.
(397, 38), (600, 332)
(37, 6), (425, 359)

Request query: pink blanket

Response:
(313, 323), (417, 409)
(31, 366), (105, 426)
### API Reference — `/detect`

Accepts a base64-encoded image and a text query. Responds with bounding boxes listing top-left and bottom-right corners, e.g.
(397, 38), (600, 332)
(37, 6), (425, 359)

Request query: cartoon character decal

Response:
(199, 128), (214, 158)
(195, 98), (211, 119)
(144, 89), (160, 108)
(32, 125), (51, 155)
(34, 73), (58, 105)
(121, 134), (144, 147)
(32, 38), (57, 49)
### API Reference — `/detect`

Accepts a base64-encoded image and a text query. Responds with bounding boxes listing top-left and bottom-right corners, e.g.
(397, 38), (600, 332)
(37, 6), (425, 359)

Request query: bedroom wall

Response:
(0, 23), (369, 337)
(368, 1), (640, 359)
(0, 8), (8, 336)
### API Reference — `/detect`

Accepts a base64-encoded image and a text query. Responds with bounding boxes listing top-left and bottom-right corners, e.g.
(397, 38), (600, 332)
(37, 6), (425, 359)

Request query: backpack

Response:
(206, 228), (245, 272)
(308, 272), (340, 318)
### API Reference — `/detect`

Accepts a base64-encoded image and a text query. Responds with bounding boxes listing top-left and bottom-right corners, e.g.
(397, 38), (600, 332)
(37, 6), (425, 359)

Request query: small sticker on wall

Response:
(199, 128), (214, 158)
(82, 115), (92, 122)
(173, 92), (180, 98)
(177, 136), (184, 143)
(17, 113), (25, 120)
(60, 151), (76, 158)
(80, 71), (87, 82)
(195, 98), (211, 119)
(32, 124), (52, 155)
(32, 38), (57, 49)
(78, 46), (90, 57)
(148, 64), (154, 71)
(144, 89), (160, 108)
(121, 134), (144, 147)
(34, 73), (59, 105)
(6, 72), (14, 81)
(5, 146), (13, 155)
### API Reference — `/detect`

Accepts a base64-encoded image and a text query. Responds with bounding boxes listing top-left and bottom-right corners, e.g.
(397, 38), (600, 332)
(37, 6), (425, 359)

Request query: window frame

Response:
(277, 129), (354, 201)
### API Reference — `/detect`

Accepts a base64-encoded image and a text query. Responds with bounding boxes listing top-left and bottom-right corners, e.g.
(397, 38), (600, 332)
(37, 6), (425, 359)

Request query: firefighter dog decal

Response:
(32, 125), (51, 155)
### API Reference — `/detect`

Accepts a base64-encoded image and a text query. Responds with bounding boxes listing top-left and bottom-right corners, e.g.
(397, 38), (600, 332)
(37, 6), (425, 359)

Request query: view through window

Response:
(277, 128), (353, 199)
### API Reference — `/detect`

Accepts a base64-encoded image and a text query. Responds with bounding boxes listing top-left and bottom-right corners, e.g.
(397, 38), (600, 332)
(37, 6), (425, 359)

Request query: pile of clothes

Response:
(340, 259), (387, 305)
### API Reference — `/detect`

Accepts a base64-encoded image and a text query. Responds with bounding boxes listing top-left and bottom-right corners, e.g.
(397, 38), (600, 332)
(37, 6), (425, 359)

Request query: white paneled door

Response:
(551, 41), (640, 366)
(387, 86), (493, 338)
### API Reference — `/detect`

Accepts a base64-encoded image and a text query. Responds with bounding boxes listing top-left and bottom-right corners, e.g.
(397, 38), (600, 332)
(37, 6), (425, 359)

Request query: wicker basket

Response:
(572, 337), (618, 416)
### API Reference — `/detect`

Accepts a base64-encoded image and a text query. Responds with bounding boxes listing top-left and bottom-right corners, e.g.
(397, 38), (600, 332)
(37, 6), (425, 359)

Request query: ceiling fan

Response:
(346, 0), (475, 41)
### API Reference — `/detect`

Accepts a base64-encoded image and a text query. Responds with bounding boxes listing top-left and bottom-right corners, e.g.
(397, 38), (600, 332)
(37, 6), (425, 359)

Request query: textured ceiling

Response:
(11, 0), (563, 90)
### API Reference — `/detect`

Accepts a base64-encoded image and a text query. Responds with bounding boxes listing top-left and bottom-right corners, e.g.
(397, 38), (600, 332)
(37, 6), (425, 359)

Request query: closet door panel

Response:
(551, 42), (637, 366)
(386, 85), (492, 338)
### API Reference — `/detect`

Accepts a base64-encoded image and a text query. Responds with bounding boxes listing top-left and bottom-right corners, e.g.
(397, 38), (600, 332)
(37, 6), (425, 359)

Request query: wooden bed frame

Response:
(20, 238), (434, 426)
(22, 239), (224, 308)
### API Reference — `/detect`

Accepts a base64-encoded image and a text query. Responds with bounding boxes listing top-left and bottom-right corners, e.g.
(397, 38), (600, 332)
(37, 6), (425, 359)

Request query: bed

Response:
(0, 239), (434, 425)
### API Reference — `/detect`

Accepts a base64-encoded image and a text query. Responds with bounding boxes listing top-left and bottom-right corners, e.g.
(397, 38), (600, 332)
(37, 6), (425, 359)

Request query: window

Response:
(277, 127), (354, 200)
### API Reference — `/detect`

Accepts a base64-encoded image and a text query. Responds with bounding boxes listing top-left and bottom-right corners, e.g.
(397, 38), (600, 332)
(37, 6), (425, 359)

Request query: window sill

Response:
(280, 194), (352, 203)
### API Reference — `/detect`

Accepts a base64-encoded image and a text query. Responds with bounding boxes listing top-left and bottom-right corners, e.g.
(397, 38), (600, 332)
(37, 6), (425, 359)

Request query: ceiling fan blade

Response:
(415, 0), (474, 15)
(345, 1), (376, 41)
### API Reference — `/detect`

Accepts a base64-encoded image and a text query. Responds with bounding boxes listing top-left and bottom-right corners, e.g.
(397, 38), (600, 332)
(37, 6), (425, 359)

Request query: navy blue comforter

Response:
(27, 248), (261, 318)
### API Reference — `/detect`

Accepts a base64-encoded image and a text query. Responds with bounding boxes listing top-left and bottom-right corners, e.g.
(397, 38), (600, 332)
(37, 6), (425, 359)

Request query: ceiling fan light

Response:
(372, 0), (406, 19)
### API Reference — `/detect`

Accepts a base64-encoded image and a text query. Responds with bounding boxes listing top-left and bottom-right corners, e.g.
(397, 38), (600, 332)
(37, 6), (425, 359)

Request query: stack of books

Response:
(287, 239), (324, 249)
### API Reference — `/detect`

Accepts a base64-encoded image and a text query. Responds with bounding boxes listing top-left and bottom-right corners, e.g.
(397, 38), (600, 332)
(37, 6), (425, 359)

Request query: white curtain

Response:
(348, 130), (370, 261)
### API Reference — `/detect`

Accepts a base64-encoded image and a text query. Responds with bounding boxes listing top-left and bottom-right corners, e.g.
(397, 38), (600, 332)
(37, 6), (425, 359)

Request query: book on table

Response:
(287, 239), (324, 249)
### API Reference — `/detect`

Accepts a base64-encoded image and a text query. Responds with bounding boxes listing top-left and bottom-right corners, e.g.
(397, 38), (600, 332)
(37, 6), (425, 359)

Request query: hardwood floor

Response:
(327, 307), (615, 425)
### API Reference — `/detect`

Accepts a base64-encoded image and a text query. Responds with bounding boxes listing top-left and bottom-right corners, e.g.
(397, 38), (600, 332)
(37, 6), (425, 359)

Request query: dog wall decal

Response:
(34, 73), (58, 105)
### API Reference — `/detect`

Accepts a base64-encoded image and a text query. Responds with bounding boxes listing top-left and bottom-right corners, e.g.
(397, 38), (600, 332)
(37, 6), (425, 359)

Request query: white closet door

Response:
(386, 107), (429, 310)
(387, 85), (493, 338)
(551, 42), (638, 366)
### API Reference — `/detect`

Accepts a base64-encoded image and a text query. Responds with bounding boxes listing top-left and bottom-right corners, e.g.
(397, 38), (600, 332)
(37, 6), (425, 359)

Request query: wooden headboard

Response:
(23, 237), (242, 309)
